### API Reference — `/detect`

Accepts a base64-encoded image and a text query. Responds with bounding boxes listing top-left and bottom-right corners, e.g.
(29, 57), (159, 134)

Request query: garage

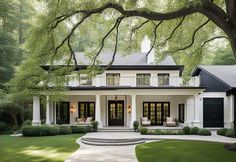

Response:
(203, 98), (224, 127)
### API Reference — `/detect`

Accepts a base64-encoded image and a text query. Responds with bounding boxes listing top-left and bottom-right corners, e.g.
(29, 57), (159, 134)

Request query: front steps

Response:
(98, 127), (134, 132)
(81, 137), (145, 146)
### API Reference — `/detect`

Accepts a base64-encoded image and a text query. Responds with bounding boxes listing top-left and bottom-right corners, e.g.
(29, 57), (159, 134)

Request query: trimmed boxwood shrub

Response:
(71, 126), (87, 133)
(183, 126), (191, 135)
(154, 129), (162, 135)
(140, 127), (148, 135)
(161, 130), (177, 135)
(85, 125), (93, 132)
(225, 129), (236, 137)
(197, 128), (211, 136)
(58, 126), (72, 134)
(147, 130), (155, 135)
(190, 127), (199, 135)
(177, 130), (185, 135)
(22, 120), (32, 126)
(217, 128), (229, 136)
(22, 126), (59, 136)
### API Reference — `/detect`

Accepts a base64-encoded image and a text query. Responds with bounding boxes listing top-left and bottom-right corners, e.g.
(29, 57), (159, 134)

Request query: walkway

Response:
(65, 131), (236, 162)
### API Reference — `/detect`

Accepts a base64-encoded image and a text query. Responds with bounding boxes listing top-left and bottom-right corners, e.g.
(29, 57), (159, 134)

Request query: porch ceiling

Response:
(63, 88), (205, 96)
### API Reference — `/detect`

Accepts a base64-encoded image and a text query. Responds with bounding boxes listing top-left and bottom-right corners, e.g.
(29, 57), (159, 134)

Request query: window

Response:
(178, 104), (185, 123)
(136, 74), (150, 86)
(78, 102), (95, 118)
(79, 74), (92, 86)
(106, 73), (120, 86)
(158, 73), (169, 86)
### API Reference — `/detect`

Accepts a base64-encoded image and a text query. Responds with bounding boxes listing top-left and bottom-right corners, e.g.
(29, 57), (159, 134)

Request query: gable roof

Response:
(55, 52), (177, 66)
(192, 65), (236, 88)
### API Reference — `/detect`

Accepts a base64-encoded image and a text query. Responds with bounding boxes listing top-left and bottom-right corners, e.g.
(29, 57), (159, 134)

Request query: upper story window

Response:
(158, 73), (169, 86)
(106, 73), (120, 86)
(136, 74), (151, 86)
(79, 74), (92, 86)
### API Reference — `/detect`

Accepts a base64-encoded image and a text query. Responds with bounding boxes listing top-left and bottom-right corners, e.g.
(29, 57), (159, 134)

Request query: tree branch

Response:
(171, 19), (210, 54)
(67, 38), (78, 67)
(104, 17), (123, 70)
(157, 16), (185, 47)
(129, 19), (150, 46)
(146, 21), (163, 55)
(91, 16), (124, 67)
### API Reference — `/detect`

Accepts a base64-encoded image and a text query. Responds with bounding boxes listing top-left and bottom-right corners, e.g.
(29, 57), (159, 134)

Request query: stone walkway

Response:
(65, 131), (236, 162)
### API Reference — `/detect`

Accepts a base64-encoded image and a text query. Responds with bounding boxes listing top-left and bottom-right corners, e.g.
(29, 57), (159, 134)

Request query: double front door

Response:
(143, 102), (170, 125)
(108, 100), (124, 126)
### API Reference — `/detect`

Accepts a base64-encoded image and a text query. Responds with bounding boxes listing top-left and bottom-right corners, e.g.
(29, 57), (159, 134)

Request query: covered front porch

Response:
(32, 88), (204, 128)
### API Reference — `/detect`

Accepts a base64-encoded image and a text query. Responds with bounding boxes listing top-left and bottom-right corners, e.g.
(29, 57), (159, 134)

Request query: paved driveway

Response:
(65, 131), (236, 162)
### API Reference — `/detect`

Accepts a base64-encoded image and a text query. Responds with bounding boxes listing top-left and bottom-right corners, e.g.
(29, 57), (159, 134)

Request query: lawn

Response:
(136, 140), (236, 162)
(0, 134), (83, 162)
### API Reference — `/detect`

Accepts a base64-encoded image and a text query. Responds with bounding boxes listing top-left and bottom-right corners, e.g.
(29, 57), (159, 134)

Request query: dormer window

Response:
(158, 73), (169, 86)
(136, 74), (150, 86)
(106, 73), (120, 86)
(79, 74), (92, 86)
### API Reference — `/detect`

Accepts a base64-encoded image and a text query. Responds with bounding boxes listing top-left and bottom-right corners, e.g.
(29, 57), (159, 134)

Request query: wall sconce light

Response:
(128, 105), (131, 114)
(70, 105), (75, 113)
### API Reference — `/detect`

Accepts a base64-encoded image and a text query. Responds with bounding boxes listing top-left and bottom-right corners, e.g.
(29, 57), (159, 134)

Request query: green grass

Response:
(136, 140), (236, 162)
(0, 134), (83, 162)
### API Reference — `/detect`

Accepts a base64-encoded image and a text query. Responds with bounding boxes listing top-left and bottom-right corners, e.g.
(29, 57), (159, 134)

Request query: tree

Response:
(32, 0), (236, 69)
(211, 47), (236, 65)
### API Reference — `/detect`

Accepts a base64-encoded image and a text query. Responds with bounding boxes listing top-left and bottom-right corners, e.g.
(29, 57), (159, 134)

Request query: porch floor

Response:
(146, 126), (183, 130)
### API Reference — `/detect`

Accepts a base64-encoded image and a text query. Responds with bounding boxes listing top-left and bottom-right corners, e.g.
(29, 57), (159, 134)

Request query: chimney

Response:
(141, 36), (155, 64)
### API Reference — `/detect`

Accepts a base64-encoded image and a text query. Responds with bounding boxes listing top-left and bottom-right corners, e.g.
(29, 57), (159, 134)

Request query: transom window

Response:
(136, 74), (151, 86)
(79, 74), (92, 86)
(106, 73), (120, 86)
(158, 73), (169, 86)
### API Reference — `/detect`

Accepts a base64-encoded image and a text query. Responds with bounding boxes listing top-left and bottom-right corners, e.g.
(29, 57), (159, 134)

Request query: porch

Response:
(32, 88), (204, 128)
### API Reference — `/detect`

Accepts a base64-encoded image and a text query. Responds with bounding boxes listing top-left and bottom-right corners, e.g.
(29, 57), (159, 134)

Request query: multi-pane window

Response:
(136, 74), (150, 86)
(106, 73), (120, 86)
(78, 102), (95, 118)
(158, 73), (169, 86)
(79, 74), (92, 86)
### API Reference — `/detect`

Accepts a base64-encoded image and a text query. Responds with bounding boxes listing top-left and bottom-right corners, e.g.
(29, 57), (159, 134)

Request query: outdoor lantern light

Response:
(115, 95), (118, 101)
(70, 105), (75, 113)
(128, 105), (131, 114)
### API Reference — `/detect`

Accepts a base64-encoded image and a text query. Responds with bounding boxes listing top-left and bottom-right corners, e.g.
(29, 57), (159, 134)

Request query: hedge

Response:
(225, 129), (236, 137)
(22, 126), (59, 136)
(140, 127), (148, 135)
(217, 128), (228, 136)
(197, 128), (211, 136)
(22, 125), (89, 136)
(190, 127), (199, 135)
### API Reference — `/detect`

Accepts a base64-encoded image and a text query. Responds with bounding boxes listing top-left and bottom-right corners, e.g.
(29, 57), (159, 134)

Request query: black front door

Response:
(56, 102), (70, 124)
(108, 100), (124, 126)
(143, 102), (170, 125)
(203, 98), (224, 127)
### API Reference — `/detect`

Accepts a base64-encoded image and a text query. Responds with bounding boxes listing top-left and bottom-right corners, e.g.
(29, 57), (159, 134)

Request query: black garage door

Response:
(203, 98), (224, 127)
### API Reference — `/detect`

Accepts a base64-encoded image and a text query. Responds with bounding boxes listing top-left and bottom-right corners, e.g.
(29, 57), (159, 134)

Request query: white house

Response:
(31, 39), (235, 129)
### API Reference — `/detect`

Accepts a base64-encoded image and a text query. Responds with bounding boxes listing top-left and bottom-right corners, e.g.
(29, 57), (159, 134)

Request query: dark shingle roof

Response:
(192, 65), (236, 87)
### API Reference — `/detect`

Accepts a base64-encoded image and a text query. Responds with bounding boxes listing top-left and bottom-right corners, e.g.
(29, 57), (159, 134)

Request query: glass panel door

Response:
(78, 102), (95, 119)
(150, 103), (156, 124)
(163, 103), (170, 122)
(56, 102), (70, 124)
(156, 103), (162, 125)
(108, 101), (124, 126)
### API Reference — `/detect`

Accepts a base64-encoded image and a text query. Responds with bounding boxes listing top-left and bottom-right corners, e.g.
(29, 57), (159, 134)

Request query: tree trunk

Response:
(228, 27), (236, 59)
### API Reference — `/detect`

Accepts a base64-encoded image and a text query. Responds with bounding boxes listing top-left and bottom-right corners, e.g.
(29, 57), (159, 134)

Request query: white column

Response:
(95, 94), (102, 128)
(130, 94), (137, 128)
(46, 96), (51, 125)
(53, 102), (57, 125)
(186, 96), (194, 127)
(50, 101), (54, 124)
(32, 96), (41, 125)
(193, 94), (200, 127)
(229, 95), (234, 128)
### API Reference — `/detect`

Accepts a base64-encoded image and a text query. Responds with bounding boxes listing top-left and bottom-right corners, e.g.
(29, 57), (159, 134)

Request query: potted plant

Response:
(91, 121), (99, 132)
(133, 121), (139, 132)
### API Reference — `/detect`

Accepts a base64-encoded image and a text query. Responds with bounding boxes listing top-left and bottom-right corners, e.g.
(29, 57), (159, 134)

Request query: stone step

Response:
(98, 129), (134, 132)
(81, 137), (145, 146)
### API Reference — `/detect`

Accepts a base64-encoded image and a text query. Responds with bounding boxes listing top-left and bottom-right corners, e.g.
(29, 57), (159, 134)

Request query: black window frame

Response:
(78, 102), (95, 119)
(136, 73), (151, 86)
(158, 73), (170, 86)
(178, 104), (185, 123)
(106, 73), (120, 86)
